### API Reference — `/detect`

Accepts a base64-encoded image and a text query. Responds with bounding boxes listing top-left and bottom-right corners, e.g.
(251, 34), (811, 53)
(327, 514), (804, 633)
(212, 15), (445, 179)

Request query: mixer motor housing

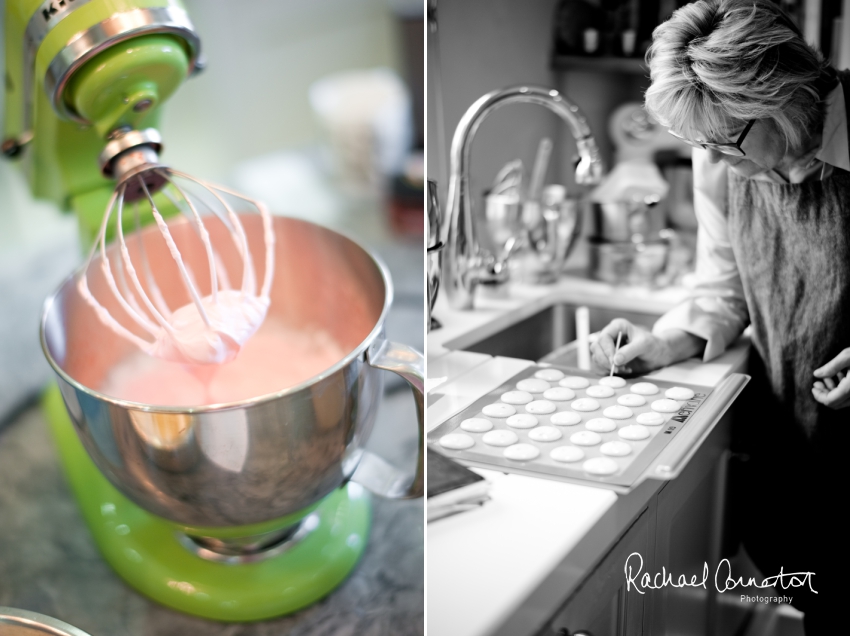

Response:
(3, 0), (202, 237)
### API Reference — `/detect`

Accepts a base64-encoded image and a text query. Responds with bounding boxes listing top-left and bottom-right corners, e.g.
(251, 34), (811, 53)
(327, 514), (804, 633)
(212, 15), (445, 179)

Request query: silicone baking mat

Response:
(428, 365), (716, 490)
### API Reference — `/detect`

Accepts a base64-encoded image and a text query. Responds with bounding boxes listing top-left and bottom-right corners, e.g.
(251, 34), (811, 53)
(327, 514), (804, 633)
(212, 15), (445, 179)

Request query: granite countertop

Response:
(0, 206), (425, 635)
(0, 393), (423, 636)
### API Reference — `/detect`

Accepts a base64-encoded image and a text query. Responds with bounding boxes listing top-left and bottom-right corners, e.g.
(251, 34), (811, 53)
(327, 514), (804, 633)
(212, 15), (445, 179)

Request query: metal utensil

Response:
(527, 137), (552, 204)
(491, 159), (524, 196)
(427, 179), (443, 331)
(0, 607), (92, 636)
(610, 331), (623, 376)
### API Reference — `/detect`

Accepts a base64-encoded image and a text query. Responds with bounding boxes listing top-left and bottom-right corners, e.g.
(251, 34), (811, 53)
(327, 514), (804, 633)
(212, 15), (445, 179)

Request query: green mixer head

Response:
(3, 0), (202, 239)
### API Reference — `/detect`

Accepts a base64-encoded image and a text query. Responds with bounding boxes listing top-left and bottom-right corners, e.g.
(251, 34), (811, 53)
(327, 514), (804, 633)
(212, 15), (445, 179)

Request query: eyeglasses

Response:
(668, 120), (756, 157)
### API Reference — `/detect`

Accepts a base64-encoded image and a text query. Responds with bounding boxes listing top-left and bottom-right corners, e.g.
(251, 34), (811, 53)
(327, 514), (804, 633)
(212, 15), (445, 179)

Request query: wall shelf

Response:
(552, 55), (648, 75)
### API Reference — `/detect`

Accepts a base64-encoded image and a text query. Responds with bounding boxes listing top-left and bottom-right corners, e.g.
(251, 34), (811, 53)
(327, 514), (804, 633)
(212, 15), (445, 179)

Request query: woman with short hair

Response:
(591, 0), (847, 632)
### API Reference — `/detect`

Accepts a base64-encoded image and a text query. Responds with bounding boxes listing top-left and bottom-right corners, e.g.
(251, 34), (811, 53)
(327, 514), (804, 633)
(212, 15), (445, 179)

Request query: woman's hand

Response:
(812, 349), (850, 409)
(590, 319), (705, 376)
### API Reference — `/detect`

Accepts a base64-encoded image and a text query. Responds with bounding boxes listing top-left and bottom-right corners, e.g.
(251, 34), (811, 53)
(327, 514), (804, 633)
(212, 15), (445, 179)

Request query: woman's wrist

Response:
(655, 329), (707, 367)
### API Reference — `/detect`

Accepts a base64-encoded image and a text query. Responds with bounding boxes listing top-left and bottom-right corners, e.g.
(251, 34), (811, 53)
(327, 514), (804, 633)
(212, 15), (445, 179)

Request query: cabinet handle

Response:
(556, 630), (594, 636)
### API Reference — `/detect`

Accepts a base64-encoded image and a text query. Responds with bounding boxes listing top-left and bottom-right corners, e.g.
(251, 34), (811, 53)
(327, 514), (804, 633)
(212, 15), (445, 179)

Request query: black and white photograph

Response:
(427, 1), (846, 635)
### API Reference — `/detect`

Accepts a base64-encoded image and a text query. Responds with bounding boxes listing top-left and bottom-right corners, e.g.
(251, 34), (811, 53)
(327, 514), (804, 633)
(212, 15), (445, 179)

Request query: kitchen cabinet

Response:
(648, 417), (728, 635)
(543, 506), (652, 636)
(540, 409), (746, 636)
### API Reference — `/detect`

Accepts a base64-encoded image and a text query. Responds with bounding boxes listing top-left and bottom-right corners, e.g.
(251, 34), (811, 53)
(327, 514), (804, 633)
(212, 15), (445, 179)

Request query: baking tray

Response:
(427, 365), (749, 493)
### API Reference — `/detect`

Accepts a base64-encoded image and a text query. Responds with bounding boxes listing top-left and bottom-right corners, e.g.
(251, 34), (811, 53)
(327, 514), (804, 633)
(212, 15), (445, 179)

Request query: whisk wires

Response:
(77, 165), (274, 363)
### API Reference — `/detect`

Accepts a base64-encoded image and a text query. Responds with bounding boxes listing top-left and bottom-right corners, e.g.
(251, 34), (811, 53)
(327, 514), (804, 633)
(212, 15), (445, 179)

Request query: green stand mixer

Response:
(4, 0), (425, 622)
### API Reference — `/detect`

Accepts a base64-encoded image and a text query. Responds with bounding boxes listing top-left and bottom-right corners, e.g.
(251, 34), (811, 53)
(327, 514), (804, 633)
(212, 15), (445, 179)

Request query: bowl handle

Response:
(351, 339), (425, 499)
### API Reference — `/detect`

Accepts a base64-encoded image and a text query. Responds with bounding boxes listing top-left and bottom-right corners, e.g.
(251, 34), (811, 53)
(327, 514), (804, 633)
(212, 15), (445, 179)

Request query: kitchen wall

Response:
(554, 70), (647, 191)
(161, 0), (419, 181)
(428, 0), (657, 198)
(428, 0), (565, 206)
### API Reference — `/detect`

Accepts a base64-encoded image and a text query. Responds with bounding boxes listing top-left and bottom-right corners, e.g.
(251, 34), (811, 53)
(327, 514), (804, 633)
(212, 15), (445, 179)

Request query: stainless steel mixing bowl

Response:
(0, 607), (92, 636)
(41, 215), (423, 530)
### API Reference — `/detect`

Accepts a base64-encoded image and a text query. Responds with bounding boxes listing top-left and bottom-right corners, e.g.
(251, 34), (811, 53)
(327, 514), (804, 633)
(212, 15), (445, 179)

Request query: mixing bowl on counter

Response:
(39, 214), (424, 621)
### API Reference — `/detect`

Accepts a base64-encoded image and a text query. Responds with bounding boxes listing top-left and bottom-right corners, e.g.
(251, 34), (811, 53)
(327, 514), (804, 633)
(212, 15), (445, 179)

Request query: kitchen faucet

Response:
(441, 86), (604, 310)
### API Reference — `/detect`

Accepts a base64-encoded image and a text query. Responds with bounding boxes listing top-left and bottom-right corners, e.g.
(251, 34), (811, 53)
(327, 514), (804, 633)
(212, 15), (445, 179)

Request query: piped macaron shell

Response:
(526, 400), (557, 415)
(543, 387), (576, 401)
(570, 398), (600, 412)
(516, 378), (550, 393)
(583, 457), (619, 475)
(551, 411), (582, 426)
(651, 399), (680, 413)
(665, 386), (695, 401)
(560, 376), (590, 390)
(439, 433), (475, 450)
(550, 445), (585, 462)
(630, 382), (659, 395)
(570, 430), (602, 446)
(535, 368), (565, 381)
(618, 424), (650, 441)
(504, 443), (541, 460)
(598, 376), (627, 388)
(636, 411), (665, 426)
(482, 403), (516, 418)
(603, 405), (633, 420)
(600, 441), (632, 457)
(501, 390), (533, 405)
(482, 430), (519, 446)
(528, 426), (563, 442)
(585, 417), (617, 433)
(617, 393), (646, 407)
(460, 418), (493, 433)
(506, 413), (539, 429)
(586, 385), (616, 399)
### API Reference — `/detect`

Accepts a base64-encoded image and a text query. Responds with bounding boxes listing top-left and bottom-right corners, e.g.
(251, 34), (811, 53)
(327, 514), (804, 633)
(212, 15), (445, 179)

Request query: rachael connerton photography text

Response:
(623, 552), (816, 597)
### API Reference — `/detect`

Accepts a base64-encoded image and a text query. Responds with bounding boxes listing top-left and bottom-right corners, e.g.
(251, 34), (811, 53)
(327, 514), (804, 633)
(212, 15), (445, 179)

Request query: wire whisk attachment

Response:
(78, 163), (275, 365)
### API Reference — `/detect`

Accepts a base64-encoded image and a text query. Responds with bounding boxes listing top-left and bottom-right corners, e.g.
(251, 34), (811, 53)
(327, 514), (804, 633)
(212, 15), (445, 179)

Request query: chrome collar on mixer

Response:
(176, 513), (322, 565)
(98, 127), (167, 198)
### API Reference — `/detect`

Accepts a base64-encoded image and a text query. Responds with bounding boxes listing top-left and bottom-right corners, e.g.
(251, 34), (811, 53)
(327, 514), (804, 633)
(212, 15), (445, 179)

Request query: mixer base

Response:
(43, 384), (371, 622)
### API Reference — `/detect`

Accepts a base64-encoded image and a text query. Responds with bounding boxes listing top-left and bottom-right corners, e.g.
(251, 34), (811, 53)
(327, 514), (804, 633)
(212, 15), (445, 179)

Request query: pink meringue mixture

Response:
(100, 317), (347, 406)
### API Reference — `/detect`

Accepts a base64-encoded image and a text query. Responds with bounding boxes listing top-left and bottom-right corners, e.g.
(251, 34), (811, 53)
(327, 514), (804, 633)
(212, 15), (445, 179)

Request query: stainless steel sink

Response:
(445, 302), (661, 365)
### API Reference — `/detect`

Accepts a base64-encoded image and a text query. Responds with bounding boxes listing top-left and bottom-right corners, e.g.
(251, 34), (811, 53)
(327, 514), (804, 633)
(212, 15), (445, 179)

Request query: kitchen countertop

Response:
(0, 394), (423, 636)
(426, 275), (749, 636)
(0, 201), (425, 635)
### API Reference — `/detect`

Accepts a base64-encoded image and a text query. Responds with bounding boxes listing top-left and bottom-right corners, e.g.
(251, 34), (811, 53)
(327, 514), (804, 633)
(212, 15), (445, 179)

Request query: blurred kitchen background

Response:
(1, 0), (424, 428)
(0, 1), (424, 634)
(427, 0), (846, 303)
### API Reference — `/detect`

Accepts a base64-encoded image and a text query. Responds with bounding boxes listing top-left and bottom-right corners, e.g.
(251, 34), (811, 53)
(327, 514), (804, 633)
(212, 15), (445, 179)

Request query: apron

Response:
(725, 70), (850, 633)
